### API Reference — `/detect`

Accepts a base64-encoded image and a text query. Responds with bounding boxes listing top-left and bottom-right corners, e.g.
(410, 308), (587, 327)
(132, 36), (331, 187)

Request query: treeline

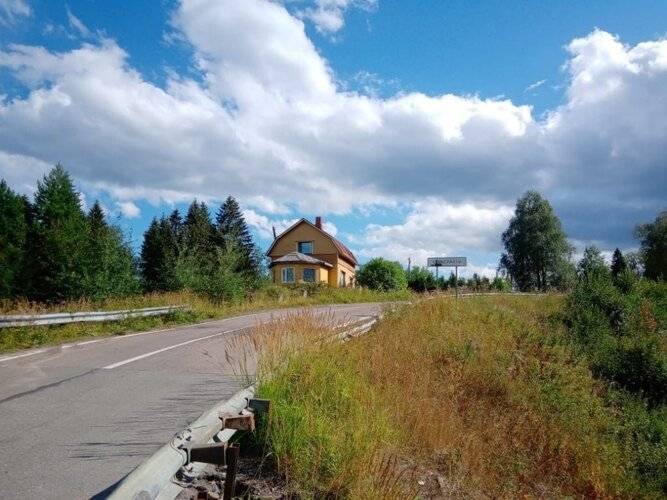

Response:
(140, 196), (262, 302)
(499, 190), (665, 290)
(356, 257), (511, 293)
(0, 165), (262, 303)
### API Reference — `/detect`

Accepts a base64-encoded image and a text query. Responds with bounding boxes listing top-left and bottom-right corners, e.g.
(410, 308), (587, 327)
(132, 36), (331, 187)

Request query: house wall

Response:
(272, 263), (329, 284)
(268, 224), (338, 267)
(269, 221), (356, 287)
(333, 258), (356, 287)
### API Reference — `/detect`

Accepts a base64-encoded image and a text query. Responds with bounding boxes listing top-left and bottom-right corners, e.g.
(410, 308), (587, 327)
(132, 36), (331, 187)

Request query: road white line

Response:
(0, 348), (49, 364)
(102, 327), (245, 370)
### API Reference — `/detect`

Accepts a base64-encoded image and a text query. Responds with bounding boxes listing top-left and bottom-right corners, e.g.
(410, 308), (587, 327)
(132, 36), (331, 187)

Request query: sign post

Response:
(427, 257), (467, 298)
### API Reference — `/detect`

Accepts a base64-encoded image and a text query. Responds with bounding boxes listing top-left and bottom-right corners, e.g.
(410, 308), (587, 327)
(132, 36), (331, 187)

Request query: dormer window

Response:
(297, 241), (313, 254)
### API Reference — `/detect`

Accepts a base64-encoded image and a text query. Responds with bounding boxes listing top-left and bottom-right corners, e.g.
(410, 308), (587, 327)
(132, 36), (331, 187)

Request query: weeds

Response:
(250, 295), (665, 498)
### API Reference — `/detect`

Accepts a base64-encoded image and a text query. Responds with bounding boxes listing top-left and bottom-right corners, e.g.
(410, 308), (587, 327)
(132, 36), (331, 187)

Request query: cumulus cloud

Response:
(0, 0), (30, 26)
(353, 200), (513, 267)
(0, 0), (664, 258)
(117, 200), (140, 219)
(243, 209), (300, 239)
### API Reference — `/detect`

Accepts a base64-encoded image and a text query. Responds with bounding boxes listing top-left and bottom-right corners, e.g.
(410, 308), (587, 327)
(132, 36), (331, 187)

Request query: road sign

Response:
(427, 257), (467, 267)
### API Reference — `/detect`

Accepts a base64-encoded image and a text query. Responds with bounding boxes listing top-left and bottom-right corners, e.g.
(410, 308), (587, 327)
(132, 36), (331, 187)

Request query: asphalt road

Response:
(0, 303), (383, 499)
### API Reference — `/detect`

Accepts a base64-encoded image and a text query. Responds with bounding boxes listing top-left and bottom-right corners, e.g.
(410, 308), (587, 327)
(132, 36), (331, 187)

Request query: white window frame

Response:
(303, 268), (316, 283)
(282, 267), (295, 283)
(339, 270), (346, 286)
(297, 241), (314, 254)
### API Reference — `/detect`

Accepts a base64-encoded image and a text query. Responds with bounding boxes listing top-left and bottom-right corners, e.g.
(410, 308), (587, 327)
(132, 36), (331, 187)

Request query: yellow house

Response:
(267, 217), (357, 287)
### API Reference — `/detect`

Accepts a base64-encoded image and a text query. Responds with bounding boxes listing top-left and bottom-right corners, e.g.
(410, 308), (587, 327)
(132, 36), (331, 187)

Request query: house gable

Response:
(267, 219), (338, 259)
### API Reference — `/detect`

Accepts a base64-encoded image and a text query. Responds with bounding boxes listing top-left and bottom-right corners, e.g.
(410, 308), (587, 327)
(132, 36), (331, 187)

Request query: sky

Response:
(0, 0), (666, 278)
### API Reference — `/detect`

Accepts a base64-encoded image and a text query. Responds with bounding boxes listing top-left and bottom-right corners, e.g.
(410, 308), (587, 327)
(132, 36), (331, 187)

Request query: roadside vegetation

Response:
(250, 287), (665, 498)
(243, 197), (667, 498)
(0, 286), (411, 353)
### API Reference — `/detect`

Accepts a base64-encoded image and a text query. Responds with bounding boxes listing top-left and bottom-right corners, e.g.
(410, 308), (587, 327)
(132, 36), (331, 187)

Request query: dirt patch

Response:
(176, 457), (298, 500)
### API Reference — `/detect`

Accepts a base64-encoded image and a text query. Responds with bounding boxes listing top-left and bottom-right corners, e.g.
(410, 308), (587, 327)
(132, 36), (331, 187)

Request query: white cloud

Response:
(0, 1), (664, 257)
(66, 5), (92, 38)
(294, 0), (377, 34)
(322, 220), (338, 236)
(0, 0), (30, 26)
(117, 200), (140, 218)
(243, 209), (299, 239)
(524, 78), (547, 92)
(353, 199), (513, 267)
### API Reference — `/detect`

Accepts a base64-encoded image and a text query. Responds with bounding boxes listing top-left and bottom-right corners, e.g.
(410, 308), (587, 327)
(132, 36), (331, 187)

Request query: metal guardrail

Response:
(109, 315), (380, 500)
(0, 305), (187, 328)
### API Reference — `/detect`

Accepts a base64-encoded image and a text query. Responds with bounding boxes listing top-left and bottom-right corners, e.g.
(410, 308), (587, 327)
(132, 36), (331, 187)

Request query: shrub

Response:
(490, 276), (512, 292)
(356, 258), (407, 292)
(406, 266), (437, 292)
(565, 268), (667, 405)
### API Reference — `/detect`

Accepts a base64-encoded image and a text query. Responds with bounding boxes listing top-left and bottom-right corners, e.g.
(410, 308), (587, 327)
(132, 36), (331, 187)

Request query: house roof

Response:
(269, 251), (333, 268)
(266, 218), (358, 266)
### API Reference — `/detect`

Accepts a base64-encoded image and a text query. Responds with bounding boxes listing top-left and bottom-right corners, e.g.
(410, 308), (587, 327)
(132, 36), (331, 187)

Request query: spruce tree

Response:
(184, 200), (215, 258)
(500, 191), (573, 291)
(28, 165), (89, 301)
(140, 214), (181, 292)
(168, 209), (183, 246)
(215, 196), (259, 278)
(0, 180), (29, 298)
(82, 200), (138, 299)
(610, 248), (627, 278)
(140, 218), (164, 292)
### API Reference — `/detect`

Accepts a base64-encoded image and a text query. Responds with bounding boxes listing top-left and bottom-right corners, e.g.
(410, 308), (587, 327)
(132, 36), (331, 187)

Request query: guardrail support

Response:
(186, 443), (227, 466)
(221, 413), (255, 432)
(223, 443), (240, 500)
(248, 398), (271, 414)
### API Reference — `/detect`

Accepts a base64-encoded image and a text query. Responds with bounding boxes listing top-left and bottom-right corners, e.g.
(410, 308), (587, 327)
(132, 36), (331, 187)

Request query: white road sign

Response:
(427, 257), (467, 267)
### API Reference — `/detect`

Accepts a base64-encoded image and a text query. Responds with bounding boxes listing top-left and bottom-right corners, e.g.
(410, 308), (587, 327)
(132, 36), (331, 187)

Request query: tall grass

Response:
(250, 295), (663, 498)
(0, 286), (412, 353)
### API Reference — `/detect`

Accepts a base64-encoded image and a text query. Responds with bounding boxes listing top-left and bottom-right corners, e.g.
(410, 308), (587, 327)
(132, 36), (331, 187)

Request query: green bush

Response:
(490, 276), (512, 292)
(356, 258), (407, 292)
(566, 272), (666, 404)
(406, 266), (437, 292)
(176, 247), (249, 304)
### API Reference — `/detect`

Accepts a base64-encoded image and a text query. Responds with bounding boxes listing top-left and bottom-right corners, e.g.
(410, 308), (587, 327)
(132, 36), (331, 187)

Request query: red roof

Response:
(266, 218), (358, 266)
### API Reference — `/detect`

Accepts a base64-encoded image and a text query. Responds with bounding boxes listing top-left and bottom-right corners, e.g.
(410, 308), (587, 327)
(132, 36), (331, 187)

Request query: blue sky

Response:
(1, 0), (666, 277)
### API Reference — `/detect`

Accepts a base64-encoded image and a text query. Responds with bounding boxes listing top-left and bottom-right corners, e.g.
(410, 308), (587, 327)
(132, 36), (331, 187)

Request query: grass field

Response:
(249, 294), (666, 498)
(0, 286), (411, 353)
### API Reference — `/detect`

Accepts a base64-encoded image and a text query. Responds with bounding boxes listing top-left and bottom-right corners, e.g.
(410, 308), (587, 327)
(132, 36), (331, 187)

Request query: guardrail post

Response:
(187, 443), (227, 466)
(223, 443), (240, 500)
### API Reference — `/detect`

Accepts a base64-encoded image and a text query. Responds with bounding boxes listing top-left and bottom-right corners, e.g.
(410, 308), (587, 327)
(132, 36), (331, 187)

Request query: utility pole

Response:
(455, 265), (459, 299)
(407, 257), (411, 274)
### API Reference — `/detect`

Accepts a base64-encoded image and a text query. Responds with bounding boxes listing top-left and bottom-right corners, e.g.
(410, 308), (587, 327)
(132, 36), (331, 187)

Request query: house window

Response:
(297, 241), (313, 254)
(339, 271), (346, 286)
(303, 268), (316, 282)
(282, 267), (295, 283)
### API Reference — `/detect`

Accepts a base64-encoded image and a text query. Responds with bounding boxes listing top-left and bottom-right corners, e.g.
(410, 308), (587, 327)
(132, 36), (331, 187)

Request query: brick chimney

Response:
(315, 216), (322, 229)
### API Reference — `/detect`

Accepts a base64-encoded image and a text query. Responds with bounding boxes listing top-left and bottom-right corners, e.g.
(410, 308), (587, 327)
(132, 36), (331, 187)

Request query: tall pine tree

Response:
(215, 196), (260, 278)
(184, 200), (215, 258)
(82, 200), (138, 299)
(27, 165), (89, 301)
(0, 180), (29, 298)
(140, 214), (181, 292)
